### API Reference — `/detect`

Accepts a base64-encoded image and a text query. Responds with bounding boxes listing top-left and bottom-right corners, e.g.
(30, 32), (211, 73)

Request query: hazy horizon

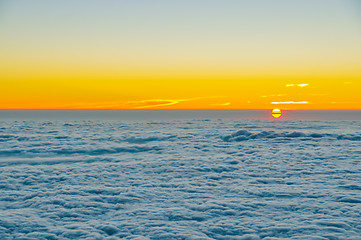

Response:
(1, 109), (361, 121)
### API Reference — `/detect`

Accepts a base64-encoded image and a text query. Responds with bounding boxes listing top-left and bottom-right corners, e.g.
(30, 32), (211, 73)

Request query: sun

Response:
(271, 108), (282, 118)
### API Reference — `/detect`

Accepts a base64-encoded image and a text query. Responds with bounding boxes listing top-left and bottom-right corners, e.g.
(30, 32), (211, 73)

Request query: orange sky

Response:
(1, 1), (361, 110)
(1, 78), (360, 110)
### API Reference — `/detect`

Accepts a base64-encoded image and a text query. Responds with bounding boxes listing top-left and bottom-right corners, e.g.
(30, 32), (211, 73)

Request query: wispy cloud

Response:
(127, 99), (184, 109)
(286, 84), (309, 87)
(60, 96), (225, 109)
(330, 101), (360, 104)
(65, 102), (126, 109)
(271, 101), (309, 104)
(211, 102), (231, 106)
(261, 94), (285, 98)
(127, 96), (223, 109)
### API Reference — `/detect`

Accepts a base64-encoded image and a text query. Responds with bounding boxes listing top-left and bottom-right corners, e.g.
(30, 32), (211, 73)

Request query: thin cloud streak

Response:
(211, 103), (231, 106)
(286, 84), (309, 87)
(130, 99), (182, 109)
(271, 101), (309, 105)
(128, 96), (224, 109)
(261, 94), (286, 98)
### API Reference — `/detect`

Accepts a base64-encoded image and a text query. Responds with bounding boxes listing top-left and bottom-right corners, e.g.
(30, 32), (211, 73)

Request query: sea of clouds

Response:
(0, 119), (361, 239)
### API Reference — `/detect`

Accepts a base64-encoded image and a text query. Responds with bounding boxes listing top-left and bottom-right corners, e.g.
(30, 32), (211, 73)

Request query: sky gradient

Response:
(1, 0), (361, 109)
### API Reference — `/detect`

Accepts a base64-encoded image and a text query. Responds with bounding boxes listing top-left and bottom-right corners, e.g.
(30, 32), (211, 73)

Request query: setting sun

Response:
(271, 109), (282, 118)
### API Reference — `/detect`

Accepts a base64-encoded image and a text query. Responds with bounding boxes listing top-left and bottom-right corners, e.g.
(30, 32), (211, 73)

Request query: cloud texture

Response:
(0, 119), (361, 239)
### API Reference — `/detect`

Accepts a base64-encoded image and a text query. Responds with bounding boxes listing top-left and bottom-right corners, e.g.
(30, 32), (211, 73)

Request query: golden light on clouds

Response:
(127, 96), (226, 109)
(128, 99), (183, 109)
(211, 103), (231, 106)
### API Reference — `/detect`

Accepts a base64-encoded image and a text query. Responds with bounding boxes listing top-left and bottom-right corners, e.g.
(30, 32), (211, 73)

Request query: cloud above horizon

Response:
(127, 96), (224, 109)
(271, 101), (309, 105)
(211, 103), (231, 106)
(286, 84), (309, 87)
(128, 99), (183, 109)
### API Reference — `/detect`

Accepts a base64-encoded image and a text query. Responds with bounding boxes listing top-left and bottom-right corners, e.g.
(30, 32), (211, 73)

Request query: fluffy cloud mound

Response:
(222, 129), (361, 142)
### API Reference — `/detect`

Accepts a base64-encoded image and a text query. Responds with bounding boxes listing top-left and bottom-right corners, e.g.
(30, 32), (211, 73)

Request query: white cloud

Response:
(271, 101), (309, 104)
(286, 84), (309, 87)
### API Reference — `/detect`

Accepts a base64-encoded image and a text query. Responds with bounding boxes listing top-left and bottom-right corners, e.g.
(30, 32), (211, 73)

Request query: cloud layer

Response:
(1, 119), (361, 239)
